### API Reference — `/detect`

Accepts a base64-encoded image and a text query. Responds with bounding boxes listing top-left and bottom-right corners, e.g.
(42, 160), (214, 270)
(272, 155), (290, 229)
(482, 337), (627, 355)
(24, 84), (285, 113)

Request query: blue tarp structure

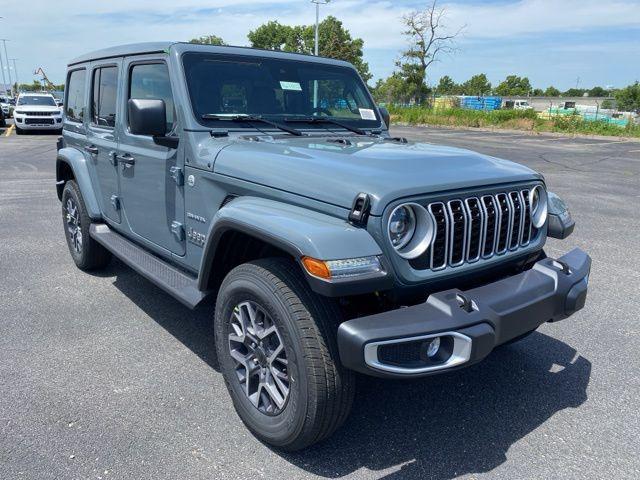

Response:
(460, 96), (502, 111)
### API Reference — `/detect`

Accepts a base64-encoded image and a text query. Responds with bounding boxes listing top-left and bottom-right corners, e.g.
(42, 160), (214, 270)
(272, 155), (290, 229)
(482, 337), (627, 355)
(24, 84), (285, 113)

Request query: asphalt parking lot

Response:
(1, 126), (639, 479)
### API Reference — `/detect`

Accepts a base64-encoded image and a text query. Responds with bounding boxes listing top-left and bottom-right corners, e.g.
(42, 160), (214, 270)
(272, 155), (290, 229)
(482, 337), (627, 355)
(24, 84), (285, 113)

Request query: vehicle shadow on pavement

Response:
(283, 334), (591, 479)
(104, 259), (590, 480)
(104, 259), (220, 371)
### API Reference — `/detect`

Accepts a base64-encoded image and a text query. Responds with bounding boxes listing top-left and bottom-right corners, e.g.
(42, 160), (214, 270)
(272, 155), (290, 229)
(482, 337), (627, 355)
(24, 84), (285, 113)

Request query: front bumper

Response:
(14, 116), (62, 129)
(338, 248), (590, 378)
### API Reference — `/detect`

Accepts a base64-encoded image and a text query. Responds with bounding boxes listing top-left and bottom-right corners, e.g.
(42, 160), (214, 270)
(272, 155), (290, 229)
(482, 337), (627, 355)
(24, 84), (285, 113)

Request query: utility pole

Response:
(10, 59), (18, 92)
(0, 40), (12, 97)
(0, 18), (6, 96)
(311, 0), (330, 56)
(311, 0), (329, 109)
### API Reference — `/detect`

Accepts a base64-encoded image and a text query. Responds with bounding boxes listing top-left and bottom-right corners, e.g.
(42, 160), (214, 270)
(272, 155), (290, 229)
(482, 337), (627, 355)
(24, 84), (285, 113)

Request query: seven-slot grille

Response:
(415, 188), (536, 271)
(22, 111), (56, 116)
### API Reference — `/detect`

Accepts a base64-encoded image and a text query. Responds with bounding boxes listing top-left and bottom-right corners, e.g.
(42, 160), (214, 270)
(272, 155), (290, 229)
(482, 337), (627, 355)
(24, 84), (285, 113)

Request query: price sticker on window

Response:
(280, 81), (302, 91)
(359, 108), (377, 120)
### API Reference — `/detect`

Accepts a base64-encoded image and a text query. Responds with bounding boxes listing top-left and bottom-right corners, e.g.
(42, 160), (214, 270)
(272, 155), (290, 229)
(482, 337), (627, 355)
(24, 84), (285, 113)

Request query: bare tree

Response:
(399, 0), (464, 103)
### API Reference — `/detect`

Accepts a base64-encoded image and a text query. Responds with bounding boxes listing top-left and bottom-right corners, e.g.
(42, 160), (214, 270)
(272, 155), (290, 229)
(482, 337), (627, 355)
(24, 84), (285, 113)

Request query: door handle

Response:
(116, 154), (135, 168)
(84, 145), (99, 155)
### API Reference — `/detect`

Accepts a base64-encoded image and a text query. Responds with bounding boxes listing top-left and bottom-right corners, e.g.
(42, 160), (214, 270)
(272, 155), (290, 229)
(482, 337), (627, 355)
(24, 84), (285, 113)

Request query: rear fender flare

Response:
(56, 147), (101, 220)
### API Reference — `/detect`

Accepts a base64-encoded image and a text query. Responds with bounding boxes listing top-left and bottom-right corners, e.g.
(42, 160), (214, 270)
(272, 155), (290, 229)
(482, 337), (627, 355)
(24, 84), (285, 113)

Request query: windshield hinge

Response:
(171, 221), (185, 241)
(349, 192), (371, 227)
(169, 166), (184, 186)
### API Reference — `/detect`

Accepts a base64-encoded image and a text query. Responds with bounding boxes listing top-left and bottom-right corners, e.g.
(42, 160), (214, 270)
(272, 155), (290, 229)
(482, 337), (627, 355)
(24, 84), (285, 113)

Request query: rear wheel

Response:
(214, 258), (355, 451)
(61, 180), (111, 270)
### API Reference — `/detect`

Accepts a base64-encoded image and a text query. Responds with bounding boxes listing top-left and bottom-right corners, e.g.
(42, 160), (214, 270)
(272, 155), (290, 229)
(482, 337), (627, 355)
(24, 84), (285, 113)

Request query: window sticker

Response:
(280, 81), (302, 91)
(359, 108), (377, 120)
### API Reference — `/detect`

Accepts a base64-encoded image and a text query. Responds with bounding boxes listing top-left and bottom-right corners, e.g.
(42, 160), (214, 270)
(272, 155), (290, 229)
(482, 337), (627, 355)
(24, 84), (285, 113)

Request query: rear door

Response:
(86, 61), (122, 223)
(117, 57), (185, 255)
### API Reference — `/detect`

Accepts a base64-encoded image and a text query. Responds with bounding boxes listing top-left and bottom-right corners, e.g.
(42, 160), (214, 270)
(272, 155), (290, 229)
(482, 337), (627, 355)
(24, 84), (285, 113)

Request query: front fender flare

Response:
(56, 147), (101, 220)
(197, 196), (386, 294)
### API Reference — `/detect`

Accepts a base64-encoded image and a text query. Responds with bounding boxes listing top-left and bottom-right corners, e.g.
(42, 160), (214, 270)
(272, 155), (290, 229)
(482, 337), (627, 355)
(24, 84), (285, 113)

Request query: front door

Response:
(117, 58), (185, 255)
(86, 61), (122, 223)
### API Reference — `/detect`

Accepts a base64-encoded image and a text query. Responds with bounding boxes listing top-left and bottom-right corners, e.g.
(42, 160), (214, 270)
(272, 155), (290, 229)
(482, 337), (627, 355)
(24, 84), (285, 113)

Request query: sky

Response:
(1, 0), (639, 90)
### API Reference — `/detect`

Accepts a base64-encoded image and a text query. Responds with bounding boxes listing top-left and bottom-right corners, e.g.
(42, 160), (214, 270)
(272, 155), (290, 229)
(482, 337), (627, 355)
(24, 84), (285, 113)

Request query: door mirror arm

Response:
(378, 106), (391, 130)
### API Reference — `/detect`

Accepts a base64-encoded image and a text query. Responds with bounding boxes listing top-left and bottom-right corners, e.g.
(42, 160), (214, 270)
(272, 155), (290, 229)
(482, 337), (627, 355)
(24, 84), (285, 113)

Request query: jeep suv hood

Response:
(213, 136), (541, 216)
(15, 105), (60, 113)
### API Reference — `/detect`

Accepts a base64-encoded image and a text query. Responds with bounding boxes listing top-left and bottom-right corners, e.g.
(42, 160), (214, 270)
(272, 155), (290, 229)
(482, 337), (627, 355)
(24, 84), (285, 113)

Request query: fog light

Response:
(426, 337), (441, 358)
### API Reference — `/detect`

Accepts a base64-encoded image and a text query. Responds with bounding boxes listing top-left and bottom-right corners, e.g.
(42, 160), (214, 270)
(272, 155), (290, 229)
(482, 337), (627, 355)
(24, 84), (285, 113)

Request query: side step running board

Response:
(90, 224), (208, 309)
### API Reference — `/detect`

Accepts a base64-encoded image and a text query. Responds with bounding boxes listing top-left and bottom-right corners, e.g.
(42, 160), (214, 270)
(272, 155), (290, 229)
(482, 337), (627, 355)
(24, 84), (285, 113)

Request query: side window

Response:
(129, 63), (175, 132)
(65, 69), (86, 122)
(91, 66), (118, 128)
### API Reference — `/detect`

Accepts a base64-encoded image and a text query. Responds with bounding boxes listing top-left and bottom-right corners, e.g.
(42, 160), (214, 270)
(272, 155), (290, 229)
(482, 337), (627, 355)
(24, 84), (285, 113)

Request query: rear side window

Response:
(91, 66), (118, 128)
(129, 63), (175, 132)
(65, 69), (86, 122)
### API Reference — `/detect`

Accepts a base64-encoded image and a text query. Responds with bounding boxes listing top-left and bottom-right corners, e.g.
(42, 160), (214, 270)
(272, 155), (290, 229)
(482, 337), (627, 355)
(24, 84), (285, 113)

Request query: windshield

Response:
(183, 52), (380, 130)
(18, 95), (57, 106)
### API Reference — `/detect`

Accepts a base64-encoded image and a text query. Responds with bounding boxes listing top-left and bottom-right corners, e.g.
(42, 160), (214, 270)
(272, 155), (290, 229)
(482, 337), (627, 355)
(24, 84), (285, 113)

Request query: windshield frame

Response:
(180, 51), (383, 133)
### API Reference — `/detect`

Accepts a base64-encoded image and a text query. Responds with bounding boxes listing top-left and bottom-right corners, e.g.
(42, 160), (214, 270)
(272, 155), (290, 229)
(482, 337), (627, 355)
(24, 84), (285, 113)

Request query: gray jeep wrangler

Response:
(56, 42), (590, 451)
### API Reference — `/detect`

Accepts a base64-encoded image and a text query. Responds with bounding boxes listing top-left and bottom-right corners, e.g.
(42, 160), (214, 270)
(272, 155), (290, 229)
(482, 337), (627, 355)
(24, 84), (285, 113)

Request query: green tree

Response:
(600, 99), (614, 109)
(562, 88), (587, 97)
(247, 21), (293, 51)
(614, 82), (640, 111)
(544, 86), (561, 96)
(373, 73), (410, 104)
(189, 35), (226, 46)
(532, 88), (544, 96)
(248, 16), (371, 82)
(436, 75), (459, 95)
(18, 81), (48, 92)
(461, 73), (491, 96)
(588, 86), (609, 97)
(317, 16), (371, 82)
(495, 75), (532, 96)
(399, 1), (463, 104)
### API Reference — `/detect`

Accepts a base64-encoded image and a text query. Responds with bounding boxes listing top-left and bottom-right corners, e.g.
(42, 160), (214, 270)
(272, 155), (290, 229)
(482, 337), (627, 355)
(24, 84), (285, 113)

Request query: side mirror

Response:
(128, 99), (167, 137)
(378, 106), (390, 129)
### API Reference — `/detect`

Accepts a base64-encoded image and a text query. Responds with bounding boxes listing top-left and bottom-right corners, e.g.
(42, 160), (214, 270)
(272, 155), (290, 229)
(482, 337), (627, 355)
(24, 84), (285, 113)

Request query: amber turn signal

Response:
(301, 256), (331, 279)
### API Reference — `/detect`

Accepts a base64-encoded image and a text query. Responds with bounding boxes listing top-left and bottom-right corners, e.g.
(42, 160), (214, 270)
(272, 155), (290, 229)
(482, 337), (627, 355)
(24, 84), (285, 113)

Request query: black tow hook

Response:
(456, 293), (476, 313)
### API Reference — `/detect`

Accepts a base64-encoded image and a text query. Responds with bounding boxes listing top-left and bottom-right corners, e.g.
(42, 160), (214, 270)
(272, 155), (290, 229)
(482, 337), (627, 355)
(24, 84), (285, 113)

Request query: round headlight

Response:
(388, 203), (435, 259)
(389, 205), (416, 249)
(530, 186), (548, 228)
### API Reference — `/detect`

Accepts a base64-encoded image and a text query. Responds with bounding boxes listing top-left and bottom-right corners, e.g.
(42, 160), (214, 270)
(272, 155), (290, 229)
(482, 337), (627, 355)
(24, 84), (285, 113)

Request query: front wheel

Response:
(214, 258), (355, 451)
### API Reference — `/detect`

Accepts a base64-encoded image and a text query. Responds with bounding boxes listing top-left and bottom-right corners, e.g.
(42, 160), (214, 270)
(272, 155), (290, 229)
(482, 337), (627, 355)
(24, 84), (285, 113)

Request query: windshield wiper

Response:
(283, 116), (368, 136)
(201, 114), (304, 136)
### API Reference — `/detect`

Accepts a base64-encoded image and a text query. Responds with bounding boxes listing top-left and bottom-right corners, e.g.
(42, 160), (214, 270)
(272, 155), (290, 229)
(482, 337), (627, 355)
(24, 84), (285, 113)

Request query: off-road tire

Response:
(61, 180), (111, 270)
(214, 258), (355, 451)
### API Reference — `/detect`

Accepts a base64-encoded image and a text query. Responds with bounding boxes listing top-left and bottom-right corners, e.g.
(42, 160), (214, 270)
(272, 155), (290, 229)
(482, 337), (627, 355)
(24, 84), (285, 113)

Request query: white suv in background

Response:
(13, 93), (63, 134)
(0, 96), (13, 118)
